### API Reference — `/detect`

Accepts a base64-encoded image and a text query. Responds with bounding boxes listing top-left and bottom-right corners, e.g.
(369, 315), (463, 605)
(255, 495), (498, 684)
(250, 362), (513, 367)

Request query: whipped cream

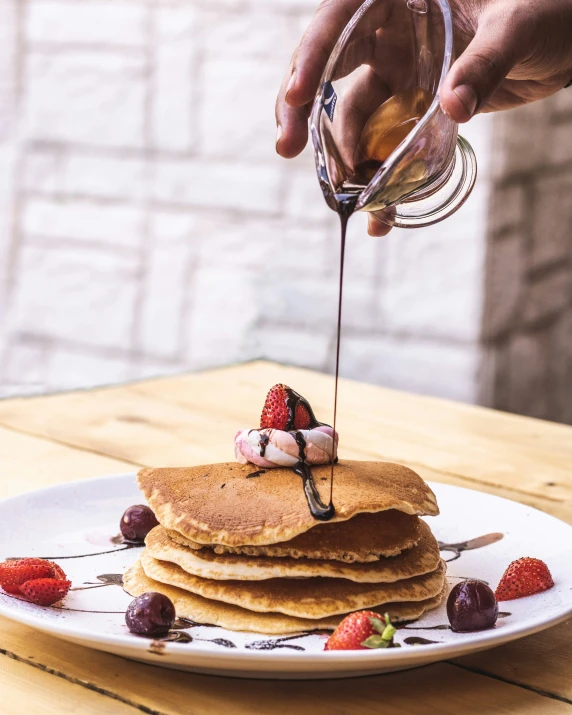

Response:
(234, 426), (338, 468)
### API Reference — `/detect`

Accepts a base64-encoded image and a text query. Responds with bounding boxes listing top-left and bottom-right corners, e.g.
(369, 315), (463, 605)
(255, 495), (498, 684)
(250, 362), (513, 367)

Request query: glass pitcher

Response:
(310, 0), (477, 227)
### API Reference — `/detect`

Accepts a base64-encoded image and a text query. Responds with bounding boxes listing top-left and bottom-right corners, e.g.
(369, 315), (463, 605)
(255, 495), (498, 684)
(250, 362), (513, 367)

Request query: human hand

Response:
(275, 0), (572, 235)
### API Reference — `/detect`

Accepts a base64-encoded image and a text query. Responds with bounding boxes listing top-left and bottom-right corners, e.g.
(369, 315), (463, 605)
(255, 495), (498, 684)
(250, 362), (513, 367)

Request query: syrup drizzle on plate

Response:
(0, 529), (513, 648)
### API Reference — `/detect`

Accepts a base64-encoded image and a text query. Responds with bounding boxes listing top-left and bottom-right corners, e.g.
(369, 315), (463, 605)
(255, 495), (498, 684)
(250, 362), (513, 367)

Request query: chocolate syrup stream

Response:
(279, 199), (356, 521)
(330, 198), (357, 503)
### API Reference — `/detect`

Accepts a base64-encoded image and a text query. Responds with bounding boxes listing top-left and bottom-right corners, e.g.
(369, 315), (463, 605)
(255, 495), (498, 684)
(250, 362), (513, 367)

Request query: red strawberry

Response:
(51, 562), (67, 581)
(0, 558), (56, 594)
(0, 558), (70, 605)
(325, 611), (397, 651)
(294, 402), (311, 430)
(260, 384), (290, 430)
(20, 578), (71, 606)
(495, 557), (554, 601)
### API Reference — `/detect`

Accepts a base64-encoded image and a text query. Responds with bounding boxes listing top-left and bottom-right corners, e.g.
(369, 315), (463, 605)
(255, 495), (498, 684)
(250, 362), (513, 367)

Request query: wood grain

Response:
(453, 618), (572, 702)
(1, 617), (570, 715)
(0, 361), (571, 713)
(0, 426), (135, 497)
(0, 644), (136, 715)
(0, 362), (569, 519)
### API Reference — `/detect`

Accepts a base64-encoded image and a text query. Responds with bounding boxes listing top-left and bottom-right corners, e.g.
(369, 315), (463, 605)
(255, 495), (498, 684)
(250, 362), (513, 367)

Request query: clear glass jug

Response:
(310, 0), (477, 228)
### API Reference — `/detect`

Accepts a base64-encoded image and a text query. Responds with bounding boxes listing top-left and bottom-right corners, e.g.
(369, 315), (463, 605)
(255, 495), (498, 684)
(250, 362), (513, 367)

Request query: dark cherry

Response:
(125, 592), (176, 637)
(120, 504), (159, 543)
(447, 579), (499, 633)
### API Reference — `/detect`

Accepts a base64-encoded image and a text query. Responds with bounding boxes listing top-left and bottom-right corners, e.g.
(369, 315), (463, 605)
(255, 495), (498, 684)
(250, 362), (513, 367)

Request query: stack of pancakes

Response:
(124, 460), (447, 634)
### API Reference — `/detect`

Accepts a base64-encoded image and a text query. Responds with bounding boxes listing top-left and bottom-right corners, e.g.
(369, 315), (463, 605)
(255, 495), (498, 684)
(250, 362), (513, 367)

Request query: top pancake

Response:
(138, 460), (438, 547)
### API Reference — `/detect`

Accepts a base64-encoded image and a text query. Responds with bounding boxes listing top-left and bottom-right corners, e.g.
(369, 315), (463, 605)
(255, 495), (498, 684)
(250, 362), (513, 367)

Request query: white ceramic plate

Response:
(0, 474), (570, 679)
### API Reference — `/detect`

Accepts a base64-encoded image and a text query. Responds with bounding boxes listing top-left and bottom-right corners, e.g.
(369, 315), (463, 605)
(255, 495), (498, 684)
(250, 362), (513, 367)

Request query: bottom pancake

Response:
(139, 550), (446, 619)
(124, 559), (446, 634)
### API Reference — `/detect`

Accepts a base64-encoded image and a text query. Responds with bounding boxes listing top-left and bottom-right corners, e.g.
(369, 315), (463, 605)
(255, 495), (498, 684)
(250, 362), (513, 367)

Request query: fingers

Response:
(276, 0), (363, 158)
(286, 0), (365, 109)
(276, 0), (393, 158)
(441, 8), (530, 122)
(275, 64), (310, 158)
(368, 212), (392, 236)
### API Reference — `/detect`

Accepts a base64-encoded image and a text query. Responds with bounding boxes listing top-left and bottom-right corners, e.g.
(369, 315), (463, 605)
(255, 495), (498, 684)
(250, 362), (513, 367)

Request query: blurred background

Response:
(0, 0), (571, 423)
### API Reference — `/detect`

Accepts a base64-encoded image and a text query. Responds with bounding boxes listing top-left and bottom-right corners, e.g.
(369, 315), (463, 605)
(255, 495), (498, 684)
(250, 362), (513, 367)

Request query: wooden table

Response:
(0, 360), (571, 714)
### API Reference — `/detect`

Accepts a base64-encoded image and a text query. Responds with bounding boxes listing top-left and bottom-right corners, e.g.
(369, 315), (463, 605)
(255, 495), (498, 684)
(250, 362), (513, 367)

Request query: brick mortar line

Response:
(22, 234), (143, 257)
(4, 331), (185, 364)
(27, 41), (146, 55)
(130, 1), (156, 360)
(0, 647), (167, 715)
(482, 309), (572, 346)
(552, 111), (572, 125)
(496, 161), (572, 186)
(527, 259), (572, 282)
(19, 191), (331, 230)
(23, 138), (304, 167)
(20, 190), (290, 221)
(0, 0), (28, 384)
(256, 320), (482, 348)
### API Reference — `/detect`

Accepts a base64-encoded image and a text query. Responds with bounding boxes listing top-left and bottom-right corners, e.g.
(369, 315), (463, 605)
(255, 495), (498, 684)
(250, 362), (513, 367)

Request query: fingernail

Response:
(285, 70), (297, 100)
(452, 84), (477, 118)
(276, 123), (283, 147)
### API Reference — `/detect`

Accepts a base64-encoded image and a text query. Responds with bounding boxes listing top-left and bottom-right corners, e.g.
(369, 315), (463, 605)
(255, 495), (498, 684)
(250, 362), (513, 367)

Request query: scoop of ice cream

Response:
(234, 426), (338, 468)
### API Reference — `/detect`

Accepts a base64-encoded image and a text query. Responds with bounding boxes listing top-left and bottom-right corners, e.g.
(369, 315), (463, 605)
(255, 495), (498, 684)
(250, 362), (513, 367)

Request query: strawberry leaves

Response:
(361, 613), (399, 649)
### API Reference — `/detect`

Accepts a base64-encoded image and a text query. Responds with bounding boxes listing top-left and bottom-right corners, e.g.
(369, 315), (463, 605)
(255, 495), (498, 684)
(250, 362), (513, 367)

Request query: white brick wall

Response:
(9, 246), (140, 350)
(23, 148), (150, 200)
(22, 197), (145, 249)
(0, 0), (506, 407)
(27, 2), (148, 47)
(138, 210), (197, 359)
(24, 50), (148, 148)
(151, 6), (198, 152)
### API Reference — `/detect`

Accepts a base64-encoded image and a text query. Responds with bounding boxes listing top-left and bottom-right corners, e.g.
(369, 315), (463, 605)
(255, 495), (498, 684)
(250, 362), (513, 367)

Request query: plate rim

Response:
(0, 473), (571, 668)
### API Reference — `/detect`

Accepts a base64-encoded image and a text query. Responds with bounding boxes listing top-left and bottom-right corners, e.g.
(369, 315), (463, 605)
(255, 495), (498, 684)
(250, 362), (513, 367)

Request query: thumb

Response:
(441, 12), (526, 123)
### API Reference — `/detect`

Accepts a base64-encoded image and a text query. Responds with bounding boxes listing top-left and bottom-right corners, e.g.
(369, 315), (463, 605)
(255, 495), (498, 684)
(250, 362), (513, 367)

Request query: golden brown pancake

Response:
(138, 460), (438, 547)
(140, 550), (446, 619)
(167, 509), (421, 561)
(124, 559), (446, 634)
(146, 521), (440, 582)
